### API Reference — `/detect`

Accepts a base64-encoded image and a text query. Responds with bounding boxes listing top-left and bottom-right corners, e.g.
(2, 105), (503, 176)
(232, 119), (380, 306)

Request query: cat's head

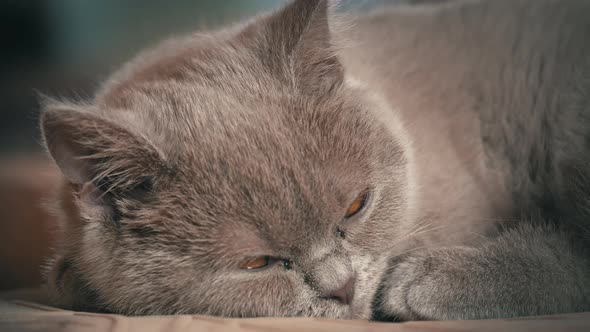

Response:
(40, 0), (413, 319)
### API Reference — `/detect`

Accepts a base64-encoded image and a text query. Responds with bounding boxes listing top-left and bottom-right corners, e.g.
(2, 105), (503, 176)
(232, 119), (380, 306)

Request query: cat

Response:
(39, 0), (590, 321)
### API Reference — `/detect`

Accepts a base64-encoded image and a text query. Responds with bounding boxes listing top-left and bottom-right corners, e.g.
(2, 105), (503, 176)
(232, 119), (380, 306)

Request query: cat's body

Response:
(347, 1), (590, 319)
(40, 0), (590, 321)
(347, 0), (590, 236)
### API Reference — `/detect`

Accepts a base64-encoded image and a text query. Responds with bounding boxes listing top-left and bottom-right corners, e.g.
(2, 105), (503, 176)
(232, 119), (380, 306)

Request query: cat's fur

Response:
(40, 0), (590, 321)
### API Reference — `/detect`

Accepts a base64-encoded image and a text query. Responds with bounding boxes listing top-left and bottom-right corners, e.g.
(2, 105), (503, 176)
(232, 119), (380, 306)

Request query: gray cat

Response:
(40, 0), (590, 321)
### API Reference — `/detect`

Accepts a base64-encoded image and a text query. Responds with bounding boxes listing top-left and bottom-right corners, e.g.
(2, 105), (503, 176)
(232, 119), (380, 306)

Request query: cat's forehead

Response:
(96, 34), (377, 173)
(99, 33), (282, 109)
(165, 91), (375, 211)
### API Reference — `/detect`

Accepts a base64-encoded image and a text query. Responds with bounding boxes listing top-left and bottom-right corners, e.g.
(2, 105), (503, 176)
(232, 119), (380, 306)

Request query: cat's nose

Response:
(324, 276), (355, 305)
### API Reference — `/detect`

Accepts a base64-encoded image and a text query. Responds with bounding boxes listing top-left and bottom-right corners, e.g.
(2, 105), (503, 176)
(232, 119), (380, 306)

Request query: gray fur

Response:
(39, 0), (590, 321)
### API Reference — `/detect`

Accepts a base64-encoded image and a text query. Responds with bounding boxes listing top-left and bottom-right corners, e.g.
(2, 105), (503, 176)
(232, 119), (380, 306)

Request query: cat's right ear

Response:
(40, 104), (168, 193)
(243, 0), (344, 94)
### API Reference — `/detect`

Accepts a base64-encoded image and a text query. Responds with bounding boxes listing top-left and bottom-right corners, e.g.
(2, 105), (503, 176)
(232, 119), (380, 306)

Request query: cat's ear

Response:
(247, 0), (343, 93)
(40, 104), (167, 193)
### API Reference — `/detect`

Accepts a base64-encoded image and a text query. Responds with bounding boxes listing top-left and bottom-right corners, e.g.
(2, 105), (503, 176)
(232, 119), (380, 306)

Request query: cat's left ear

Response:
(244, 0), (343, 94)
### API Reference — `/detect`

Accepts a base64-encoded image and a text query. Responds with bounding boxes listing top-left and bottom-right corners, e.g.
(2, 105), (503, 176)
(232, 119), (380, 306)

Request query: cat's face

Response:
(41, 0), (411, 319)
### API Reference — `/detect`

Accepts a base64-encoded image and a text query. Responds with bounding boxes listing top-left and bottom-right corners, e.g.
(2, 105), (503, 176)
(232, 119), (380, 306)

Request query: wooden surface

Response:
(2, 288), (590, 332)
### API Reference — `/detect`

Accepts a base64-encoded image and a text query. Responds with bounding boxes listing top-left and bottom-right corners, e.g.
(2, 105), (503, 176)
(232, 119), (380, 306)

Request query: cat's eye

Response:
(239, 256), (293, 271)
(344, 192), (370, 218)
(239, 256), (272, 270)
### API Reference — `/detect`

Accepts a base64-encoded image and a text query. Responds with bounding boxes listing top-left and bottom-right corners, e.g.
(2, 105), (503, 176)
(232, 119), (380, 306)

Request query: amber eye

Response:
(344, 192), (369, 218)
(239, 256), (272, 270)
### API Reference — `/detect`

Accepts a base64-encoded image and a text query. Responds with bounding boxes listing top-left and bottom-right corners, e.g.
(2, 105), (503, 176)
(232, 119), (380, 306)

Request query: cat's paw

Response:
(375, 247), (478, 321)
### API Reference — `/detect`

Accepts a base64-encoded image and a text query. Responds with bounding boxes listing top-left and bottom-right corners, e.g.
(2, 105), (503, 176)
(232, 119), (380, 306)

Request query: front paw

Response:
(375, 247), (479, 321)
